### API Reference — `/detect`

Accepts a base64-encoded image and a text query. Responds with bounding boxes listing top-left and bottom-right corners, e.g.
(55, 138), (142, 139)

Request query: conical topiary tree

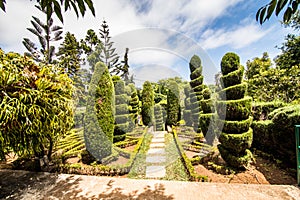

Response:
(112, 76), (130, 142)
(84, 62), (114, 161)
(166, 80), (181, 127)
(141, 81), (154, 126)
(189, 55), (204, 132)
(154, 104), (164, 131)
(217, 52), (253, 168)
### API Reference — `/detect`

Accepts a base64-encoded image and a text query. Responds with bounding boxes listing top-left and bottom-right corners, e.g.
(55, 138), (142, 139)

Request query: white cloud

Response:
(200, 22), (272, 50)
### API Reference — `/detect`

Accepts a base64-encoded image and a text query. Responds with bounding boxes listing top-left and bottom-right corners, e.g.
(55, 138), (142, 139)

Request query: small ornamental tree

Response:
(189, 55), (204, 132)
(166, 81), (181, 126)
(217, 52), (253, 168)
(84, 62), (114, 161)
(141, 81), (154, 126)
(113, 76), (130, 142)
(0, 50), (74, 161)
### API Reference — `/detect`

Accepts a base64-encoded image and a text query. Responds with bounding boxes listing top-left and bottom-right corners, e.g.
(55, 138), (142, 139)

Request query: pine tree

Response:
(113, 48), (130, 82)
(22, 4), (63, 64)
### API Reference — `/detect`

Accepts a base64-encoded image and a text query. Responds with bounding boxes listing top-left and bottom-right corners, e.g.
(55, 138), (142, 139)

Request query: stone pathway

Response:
(145, 131), (167, 178)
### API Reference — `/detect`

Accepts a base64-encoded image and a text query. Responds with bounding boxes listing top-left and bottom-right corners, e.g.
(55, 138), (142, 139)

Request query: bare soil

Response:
(193, 156), (297, 185)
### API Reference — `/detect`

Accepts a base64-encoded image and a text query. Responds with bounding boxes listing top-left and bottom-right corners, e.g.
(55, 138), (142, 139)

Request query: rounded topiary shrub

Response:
(166, 81), (180, 126)
(217, 52), (253, 169)
(84, 62), (114, 161)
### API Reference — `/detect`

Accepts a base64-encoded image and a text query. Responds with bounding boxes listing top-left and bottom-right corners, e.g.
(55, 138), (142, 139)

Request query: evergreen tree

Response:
(128, 83), (139, 125)
(166, 80), (180, 126)
(23, 4), (63, 64)
(154, 104), (164, 131)
(141, 81), (154, 126)
(113, 48), (130, 82)
(217, 52), (253, 168)
(183, 84), (193, 126)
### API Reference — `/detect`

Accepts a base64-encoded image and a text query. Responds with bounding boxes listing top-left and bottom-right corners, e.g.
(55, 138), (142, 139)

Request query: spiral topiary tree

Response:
(217, 52), (253, 168)
(183, 84), (193, 126)
(113, 76), (130, 142)
(84, 62), (115, 161)
(166, 80), (181, 127)
(199, 85), (216, 145)
(141, 81), (154, 126)
(128, 83), (139, 125)
(189, 55), (204, 132)
(154, 104), (164, 131)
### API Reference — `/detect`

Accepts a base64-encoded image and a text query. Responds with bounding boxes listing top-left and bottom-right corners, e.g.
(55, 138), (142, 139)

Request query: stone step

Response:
(151, 138), (165, 143)
(145, 166), (166, 178)
(149, 143), (165, 148)
(147, 148), (165, 155)
(146, 155), (166, 164)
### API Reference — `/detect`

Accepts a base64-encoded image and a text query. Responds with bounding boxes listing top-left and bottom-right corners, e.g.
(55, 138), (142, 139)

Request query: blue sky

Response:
(0, 0), (295, 86)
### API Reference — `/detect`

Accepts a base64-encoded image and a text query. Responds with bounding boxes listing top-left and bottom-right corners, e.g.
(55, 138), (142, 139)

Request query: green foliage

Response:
(221, 66), (244, 88)
(0, 0), (95, 23)
(183, 84), (193, 126)
(256, 0), (299, 24)
(113, 78), (129, 143)
(112, 48), (130, 83)
(23, 4), (63, 64)
(141, 81), (154, 126)
(0, 50), (74, 160)
(84, 62), (114, 161)
(217, 52), (253, 168)
(220, 52), (240, 76)
(166, 81), (181, 126)
(189, 55), (202, 73)
(275, 34), (300, 69)
(154, 104), (164, 131)
(245, 52), (271, 80)
(129, 86), (139, 124)
(251, 101), (286, 120)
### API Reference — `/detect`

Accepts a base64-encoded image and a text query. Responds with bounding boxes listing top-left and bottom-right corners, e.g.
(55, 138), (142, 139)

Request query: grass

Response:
(164, 133), (189, 181)
(127, 132), (153, 178)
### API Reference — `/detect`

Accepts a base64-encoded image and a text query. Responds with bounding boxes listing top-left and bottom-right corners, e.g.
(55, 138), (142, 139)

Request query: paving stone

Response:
(145, 166), (166, 178)
(147, 148), (165, 155)
(149, 143), (165, 148)
(146, 155), (166, 163)
(151, 137), (165, 143)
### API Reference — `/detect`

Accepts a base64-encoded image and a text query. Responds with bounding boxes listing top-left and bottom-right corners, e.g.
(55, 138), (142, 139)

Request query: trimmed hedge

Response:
(84, 62), (114, 161)
(166, 81), (181, 126)
(190, 76), (204, 89)
(218, 82), (247, 100)
(199, 113), (215, 135)
(252, 101), (286, 120)
(219, 128), (253, 154)
(200, 99), (214, 113)
(220, 116), (253, 134)
(216, 97), (252, 121)
(220, 66), (244, 88)
(251, 120), (273, 152)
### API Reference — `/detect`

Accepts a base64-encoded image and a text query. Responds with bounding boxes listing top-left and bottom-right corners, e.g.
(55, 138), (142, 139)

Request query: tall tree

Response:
(98, 20), (120, 71)
(257, 0), (299, 24)
(141, 81), (154, 126)
(113, 48), (130, 82)
(57, 32), (83, 78)
(23, 4), (63, 64)
(0, 0), (95, 23)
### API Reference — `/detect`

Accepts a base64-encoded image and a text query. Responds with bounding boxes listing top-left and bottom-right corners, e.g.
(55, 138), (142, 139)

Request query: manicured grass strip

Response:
(165, 133), (189, 181)
(127, 131), (153, 178)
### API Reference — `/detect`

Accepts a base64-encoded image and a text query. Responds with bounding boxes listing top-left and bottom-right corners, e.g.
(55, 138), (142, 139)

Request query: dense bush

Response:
(217, 52), (253, 168)
(141, 81), (154, 126)
(0, 50), (74, 160)
(183, 85), (193, 126)
(128, 85), (139, 124)
(84, 62), (114, 161)
(252, 101), (286, 120)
